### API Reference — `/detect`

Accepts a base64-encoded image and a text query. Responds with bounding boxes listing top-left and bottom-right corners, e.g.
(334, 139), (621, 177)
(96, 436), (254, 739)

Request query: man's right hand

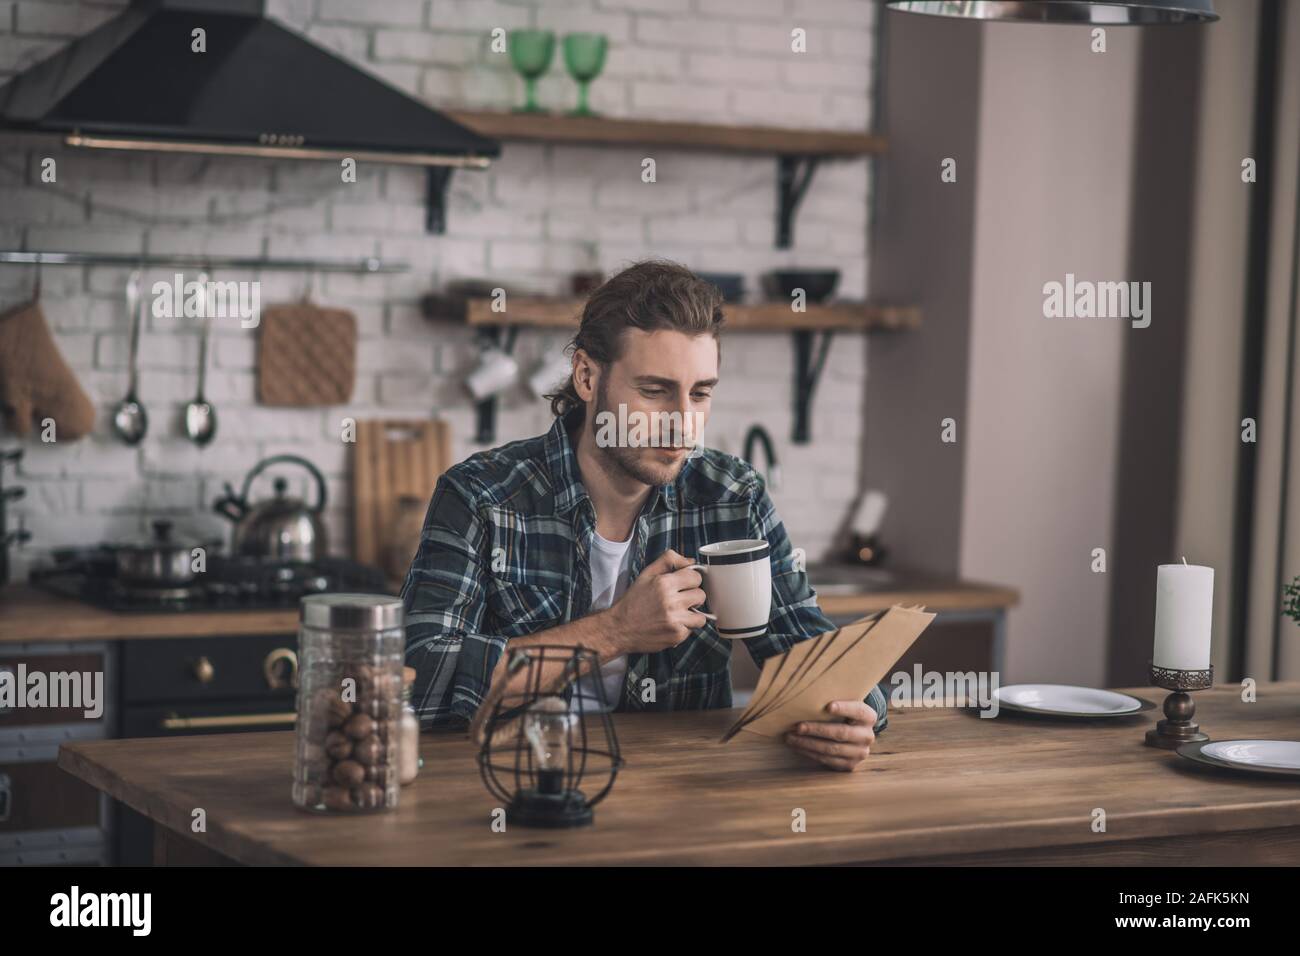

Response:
(605, 549), (709, 656)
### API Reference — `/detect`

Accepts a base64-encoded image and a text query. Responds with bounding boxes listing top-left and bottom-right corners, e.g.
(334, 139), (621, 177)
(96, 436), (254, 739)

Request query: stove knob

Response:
(191, 656), (215, 685)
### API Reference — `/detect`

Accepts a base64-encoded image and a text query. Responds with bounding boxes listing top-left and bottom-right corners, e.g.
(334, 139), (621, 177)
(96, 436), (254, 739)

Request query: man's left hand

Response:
(783, 700), (876, 772)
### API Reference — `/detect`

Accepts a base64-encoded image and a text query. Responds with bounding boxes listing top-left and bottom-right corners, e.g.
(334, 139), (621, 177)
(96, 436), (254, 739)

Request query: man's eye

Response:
(641, 388), (665, 397)
(692, 391), (712, 401)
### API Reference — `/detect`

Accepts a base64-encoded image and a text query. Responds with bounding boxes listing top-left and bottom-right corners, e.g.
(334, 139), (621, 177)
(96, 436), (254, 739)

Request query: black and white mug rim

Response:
(699, 540), (771, 566)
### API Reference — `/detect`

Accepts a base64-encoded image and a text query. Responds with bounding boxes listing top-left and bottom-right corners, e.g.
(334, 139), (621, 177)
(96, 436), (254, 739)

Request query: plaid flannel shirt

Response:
(401, 409), (889, 734)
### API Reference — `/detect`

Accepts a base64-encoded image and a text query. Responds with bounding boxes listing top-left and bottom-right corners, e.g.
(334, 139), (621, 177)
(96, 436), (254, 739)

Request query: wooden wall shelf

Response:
(445, 109), (887, 158)
(427, 111), (887, 247)
(427, 295), (918, 447)
(426, 295), (920, 332)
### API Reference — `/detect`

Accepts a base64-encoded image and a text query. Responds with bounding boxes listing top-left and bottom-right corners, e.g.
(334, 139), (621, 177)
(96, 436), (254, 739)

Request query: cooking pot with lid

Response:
(113, 519), (211, 584)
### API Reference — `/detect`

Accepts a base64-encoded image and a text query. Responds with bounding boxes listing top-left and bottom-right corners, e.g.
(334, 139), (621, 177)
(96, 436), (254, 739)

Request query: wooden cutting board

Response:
(352, 419), (453, 578)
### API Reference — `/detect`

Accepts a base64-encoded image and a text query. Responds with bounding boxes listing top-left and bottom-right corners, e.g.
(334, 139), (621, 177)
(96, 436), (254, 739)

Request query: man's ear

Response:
(572, 348), (598, 402)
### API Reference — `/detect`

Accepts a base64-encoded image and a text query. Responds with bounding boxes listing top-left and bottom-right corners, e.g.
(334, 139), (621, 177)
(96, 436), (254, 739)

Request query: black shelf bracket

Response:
(791, 329), (833, 444)
(474, 325), (520, 445)
(426, 167), (455, 234)
(776, 155), (821, 249)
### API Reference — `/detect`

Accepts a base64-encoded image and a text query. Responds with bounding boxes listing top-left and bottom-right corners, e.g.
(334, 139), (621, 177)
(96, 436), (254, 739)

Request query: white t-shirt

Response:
(572, 529), (633, 713)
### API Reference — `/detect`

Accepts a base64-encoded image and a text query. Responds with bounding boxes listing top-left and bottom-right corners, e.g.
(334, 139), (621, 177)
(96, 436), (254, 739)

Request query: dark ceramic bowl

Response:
(697, 272), (745, 303)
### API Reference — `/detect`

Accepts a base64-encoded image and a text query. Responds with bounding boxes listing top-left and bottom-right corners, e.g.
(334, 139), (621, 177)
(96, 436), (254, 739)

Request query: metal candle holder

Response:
(1145, 662), (1213, 749)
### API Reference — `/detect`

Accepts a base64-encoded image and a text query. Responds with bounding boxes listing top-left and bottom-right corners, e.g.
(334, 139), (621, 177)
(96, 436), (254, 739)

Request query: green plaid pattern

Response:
(401, 409), (888, 734)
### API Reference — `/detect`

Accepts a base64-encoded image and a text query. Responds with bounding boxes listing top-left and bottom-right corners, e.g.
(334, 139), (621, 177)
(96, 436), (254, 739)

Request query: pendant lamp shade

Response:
(884, 1), (1218, 24)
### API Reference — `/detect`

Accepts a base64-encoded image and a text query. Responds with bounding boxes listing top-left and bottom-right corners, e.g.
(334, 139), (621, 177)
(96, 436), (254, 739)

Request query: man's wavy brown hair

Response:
(546, 259), (725, 418)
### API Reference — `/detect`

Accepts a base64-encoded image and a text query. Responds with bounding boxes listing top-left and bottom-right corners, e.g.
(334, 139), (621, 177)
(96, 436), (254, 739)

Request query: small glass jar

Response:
(293, 594), (404, 813)
(399, 666), (420, 786)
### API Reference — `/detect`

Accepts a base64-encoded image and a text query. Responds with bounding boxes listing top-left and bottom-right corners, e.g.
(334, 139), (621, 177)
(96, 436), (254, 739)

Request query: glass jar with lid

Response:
(293, 593), (404, 813)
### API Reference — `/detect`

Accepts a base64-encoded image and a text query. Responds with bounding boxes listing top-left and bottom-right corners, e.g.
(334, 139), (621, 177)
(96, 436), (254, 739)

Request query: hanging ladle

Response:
(184, 271), (217, 446)
(111, 269), (148, 446)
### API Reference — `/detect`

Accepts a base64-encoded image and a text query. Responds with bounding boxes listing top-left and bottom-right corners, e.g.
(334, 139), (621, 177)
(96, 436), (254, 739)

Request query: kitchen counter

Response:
(0, 574), (1018, 645)
(811, 568), (1018, 617)
(58, 682), (1300, 866)
(0, 586), (301, 644)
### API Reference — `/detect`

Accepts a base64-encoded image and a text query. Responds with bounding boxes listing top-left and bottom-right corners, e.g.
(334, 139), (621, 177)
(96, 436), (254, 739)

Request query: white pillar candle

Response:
(1152, 562), (1214, 671)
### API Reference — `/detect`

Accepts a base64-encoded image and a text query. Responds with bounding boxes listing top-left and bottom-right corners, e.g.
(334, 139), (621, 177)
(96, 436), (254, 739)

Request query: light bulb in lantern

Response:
(523, 696), (576, 795)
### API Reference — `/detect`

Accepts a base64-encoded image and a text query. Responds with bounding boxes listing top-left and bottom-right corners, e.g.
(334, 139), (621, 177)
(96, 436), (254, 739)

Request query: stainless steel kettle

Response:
(213, 454), (328, 562)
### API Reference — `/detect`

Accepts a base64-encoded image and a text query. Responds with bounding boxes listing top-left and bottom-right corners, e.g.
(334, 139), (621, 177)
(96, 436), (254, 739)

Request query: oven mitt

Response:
(0, 296), (95, 441)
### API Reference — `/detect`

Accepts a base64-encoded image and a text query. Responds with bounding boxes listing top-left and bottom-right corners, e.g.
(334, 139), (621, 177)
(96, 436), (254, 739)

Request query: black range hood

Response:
(0, 0), (499, 230)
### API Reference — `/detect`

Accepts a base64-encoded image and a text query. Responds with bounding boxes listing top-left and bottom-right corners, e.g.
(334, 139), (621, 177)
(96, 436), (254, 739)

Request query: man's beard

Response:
(590, 378), (690, 488)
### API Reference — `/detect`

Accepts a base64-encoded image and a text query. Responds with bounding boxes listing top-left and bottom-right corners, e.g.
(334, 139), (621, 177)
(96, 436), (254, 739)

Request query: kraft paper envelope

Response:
(742, 647), (793, 721)
(761, 612), (884, 718)
(743, 610), (886, 728)
(742, 625), (856, 727)
(721, 616), (877, 742)
(720, 636), (824, 742)
(739, 605), (935, 739)
(746, 629), (839, 720)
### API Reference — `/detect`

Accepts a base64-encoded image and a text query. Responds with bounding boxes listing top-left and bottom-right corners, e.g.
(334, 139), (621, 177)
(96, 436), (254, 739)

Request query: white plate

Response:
(1200, 739), (1300, 771)
(993, 683), (1145, 716)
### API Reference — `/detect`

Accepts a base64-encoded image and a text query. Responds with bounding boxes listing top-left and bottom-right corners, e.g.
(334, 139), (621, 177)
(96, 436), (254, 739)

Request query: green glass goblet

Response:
(562, 33), (608, 117)
(509, 29), (556, 113)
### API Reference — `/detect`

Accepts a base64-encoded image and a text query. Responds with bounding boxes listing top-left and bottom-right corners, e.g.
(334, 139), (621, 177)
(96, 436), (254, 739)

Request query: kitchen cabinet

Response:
(0, 642), (115, 865)
(0, 588), (300, 865)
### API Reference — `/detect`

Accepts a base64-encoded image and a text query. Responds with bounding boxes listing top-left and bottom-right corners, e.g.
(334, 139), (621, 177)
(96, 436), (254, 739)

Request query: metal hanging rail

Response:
(0, 251), (409, 273)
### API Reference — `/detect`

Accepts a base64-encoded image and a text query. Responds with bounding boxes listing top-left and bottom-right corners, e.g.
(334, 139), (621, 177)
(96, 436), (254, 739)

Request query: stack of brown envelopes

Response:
(721, 605), (937, 742)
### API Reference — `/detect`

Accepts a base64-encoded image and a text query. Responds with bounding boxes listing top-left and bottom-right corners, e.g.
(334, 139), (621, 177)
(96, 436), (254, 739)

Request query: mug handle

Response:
(683, 563), (718, 621)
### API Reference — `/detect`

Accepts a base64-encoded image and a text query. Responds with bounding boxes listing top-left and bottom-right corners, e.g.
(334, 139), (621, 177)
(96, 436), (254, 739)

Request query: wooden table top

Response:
(58, 682), (1300, 866)
(1, 574), (1018, 646)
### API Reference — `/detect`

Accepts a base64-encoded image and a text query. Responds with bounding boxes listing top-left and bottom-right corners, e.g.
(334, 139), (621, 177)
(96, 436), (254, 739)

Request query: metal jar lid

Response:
(300, 593), (404, 631)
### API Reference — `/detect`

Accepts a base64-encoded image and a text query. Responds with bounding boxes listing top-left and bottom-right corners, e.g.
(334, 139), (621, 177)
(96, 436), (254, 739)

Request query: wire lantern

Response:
(475, 645), (624, 828)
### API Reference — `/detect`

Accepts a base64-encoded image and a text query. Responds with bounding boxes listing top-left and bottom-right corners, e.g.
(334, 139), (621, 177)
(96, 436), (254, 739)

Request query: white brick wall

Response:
(0, 0), (876, 577)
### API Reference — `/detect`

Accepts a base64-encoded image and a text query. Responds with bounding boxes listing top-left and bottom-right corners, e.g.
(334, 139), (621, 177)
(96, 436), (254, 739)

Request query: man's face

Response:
(582, 328), (718, 488)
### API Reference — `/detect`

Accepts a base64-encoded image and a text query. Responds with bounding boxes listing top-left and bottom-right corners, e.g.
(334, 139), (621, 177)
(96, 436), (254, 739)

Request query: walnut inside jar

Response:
(322, 785), (354, 811)
(324, 729), (352, 761)
(352, 735), (383, 767)
(332, 759), (366, 786)
(343, 662), (379, 699)
(343, 712), (375, 740)
(321, 687), (353, 728)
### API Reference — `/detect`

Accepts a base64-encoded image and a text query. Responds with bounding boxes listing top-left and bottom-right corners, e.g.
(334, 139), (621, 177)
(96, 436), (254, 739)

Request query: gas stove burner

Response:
(111, 581), (206, 609)
(31, 553), (393, 613)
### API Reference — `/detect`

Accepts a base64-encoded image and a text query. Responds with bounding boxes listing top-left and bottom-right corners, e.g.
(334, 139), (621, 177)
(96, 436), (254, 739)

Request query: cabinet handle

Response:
(191, 656), (215, 684)
(263, 647), (298, 690)
(160, 712), (296, 730)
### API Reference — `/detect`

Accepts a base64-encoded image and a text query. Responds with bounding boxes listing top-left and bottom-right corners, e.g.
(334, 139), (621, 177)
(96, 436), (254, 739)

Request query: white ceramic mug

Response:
(465, 346), (519, 401)
(526, 354), (572, 399)
(686, 538), (772, 639)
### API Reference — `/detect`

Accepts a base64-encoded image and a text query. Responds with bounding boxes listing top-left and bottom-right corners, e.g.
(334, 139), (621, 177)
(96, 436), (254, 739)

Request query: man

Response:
(402, 260), (888, 771)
